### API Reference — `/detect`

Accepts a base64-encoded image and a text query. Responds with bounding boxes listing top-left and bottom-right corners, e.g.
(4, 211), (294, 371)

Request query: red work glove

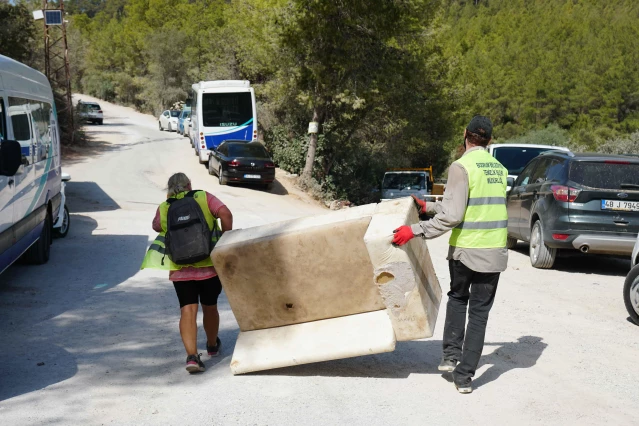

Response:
(392, 225), (415, 246)
(411, 194), (426, 214)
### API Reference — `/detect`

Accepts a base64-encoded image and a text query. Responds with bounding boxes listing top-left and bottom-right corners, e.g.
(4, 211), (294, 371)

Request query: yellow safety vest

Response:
(449, 149), (508, 249)
(140, 190), (222, 271)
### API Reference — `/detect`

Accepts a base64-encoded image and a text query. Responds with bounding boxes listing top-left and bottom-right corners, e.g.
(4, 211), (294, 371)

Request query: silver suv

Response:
(78, 101), (103, 125)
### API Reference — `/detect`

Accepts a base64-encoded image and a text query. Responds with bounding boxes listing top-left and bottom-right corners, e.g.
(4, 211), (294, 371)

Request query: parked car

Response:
(506, 151), (639, 269)
(488, 144), (570, 191)
(77, 101), (103, 125)
(177, 110), (190, 136)
(381, 168), (434, 201)
(158, 110), (180, 131)
(208, 140), (275, 188)
(624, 235), (639, 325)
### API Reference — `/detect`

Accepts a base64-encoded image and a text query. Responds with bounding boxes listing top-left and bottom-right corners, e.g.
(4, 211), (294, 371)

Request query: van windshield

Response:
(382, 173), (426, 190)
(493, 146), (556, 175)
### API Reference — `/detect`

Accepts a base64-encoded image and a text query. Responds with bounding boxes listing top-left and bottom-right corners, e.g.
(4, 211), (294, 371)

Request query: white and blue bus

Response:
(190, 80), (257, 164)
(0, 55), (62, 273)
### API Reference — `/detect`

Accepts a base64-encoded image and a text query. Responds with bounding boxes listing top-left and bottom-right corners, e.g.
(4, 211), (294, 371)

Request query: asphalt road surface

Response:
(1, 96), (637, 425)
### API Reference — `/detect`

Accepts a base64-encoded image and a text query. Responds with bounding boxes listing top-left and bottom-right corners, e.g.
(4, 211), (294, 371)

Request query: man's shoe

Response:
(185, 354), (205, 374)
(454, 379), (473, 394)
(438, 359), (458, 372)
(207, 337), (221, 357)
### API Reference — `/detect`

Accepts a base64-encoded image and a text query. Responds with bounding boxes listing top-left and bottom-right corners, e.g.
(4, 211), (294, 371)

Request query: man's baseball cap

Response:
(466, 115), (492, 139)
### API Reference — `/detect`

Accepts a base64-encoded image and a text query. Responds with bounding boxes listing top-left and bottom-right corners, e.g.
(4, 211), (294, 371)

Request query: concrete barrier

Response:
(212, 197), (442, 374)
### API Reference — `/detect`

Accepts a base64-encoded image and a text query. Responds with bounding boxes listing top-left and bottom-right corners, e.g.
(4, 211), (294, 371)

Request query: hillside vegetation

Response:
(4, 0), (639, 202)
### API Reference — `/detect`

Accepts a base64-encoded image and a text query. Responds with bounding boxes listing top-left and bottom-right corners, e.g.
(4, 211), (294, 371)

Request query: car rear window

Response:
(170, 111), (180, 117)
(570, 161), (639, 189)
(228, 144), (269, 158)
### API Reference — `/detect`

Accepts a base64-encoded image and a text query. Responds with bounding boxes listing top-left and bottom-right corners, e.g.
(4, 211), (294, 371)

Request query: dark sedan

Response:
(208, 140), (276, 189)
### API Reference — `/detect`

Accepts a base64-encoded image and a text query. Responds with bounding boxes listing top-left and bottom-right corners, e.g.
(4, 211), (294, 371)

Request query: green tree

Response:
(0, 2), (37, 63)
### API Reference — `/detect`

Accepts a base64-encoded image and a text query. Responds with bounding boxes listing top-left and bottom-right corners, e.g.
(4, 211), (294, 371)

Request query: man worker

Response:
(391, 115), (508, 394)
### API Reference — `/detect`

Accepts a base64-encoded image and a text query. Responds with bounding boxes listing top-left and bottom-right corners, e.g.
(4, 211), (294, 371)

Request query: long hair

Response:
(166, 173), (191, 198)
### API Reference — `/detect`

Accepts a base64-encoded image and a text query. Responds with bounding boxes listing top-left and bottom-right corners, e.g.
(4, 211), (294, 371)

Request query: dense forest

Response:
(3, 0), (639, 203)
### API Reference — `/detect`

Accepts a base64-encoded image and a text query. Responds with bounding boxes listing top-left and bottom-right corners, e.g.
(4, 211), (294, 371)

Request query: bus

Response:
(0, 55), (62, 273)
(190, 80), (257, 164)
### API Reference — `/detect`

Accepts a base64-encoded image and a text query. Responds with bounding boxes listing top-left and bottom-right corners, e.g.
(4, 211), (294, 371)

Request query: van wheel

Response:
(529, 220), (556, 269)
(219, 168), (228, 185)
(25, 212), (52, 265)
(506, 236), (518, 250)
(624, 265), (639, 325)
(54, 206), (70, 238)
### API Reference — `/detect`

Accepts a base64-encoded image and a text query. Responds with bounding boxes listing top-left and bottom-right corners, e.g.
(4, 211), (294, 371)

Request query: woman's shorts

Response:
(172, 276), (222, 308)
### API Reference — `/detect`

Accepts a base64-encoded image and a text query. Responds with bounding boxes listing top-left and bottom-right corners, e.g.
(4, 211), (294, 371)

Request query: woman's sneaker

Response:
(207, 337), (222, 357)
(185, 354), (205, 374)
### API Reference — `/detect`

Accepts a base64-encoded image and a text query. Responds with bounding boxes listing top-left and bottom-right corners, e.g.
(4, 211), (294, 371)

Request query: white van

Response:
(0, 55), (62, 273)
(488, 143), (570, 190)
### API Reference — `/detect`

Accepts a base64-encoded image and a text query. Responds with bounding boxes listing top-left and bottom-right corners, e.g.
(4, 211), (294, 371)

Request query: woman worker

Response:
(142, 173), (233, 373)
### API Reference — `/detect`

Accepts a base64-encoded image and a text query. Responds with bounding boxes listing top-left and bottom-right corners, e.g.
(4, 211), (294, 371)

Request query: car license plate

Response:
(244, 174), (261, 179)
(601, 200), (639, 212)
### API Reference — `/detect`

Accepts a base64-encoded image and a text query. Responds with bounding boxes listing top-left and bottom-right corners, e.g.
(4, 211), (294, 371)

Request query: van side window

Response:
(29, 100), (52, 162)
(0, 98), (6, 140)
(8, 98), (33, 153)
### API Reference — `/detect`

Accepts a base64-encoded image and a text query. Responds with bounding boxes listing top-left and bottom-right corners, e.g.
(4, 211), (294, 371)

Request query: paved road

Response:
(1, 97), (637, 425)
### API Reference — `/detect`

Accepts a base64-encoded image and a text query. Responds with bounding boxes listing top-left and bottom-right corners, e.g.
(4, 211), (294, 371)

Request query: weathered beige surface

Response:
(212, 204), (385, 331)
(230, 310), (396, 375)
(364, 198), (442, 341)
(212, 197), (442, 374)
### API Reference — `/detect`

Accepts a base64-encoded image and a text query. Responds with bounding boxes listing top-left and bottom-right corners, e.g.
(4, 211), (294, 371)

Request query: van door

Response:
(8, 97), (36, 225)
(0, 95), (14, 238)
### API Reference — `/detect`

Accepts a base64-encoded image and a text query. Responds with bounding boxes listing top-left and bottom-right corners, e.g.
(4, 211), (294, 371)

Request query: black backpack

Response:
(164, 191), (212, 265)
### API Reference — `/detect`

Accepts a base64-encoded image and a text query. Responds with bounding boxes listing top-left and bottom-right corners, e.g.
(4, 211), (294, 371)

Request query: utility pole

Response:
(41, 0), (74, 143)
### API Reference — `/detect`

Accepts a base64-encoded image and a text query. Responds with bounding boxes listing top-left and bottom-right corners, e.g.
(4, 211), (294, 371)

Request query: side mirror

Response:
(61, 172), (72, 182)
(507, 177), (515, 188)
(0, 140), (23, 177)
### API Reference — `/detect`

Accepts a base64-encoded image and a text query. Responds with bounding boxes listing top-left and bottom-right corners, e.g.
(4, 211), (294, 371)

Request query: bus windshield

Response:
(202, 92), (253, 127)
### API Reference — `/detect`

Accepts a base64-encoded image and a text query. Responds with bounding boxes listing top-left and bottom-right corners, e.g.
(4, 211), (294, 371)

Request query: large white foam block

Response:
(212, 197), (442, 373)
(230, 310), (396, 375)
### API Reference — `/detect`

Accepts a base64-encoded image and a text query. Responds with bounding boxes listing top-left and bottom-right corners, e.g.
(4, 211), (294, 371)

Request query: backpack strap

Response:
(166, 190), (199, 205)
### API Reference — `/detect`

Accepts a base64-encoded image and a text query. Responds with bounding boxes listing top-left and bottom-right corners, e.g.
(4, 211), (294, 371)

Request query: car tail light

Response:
(229, 160), (240, 167)
(97, 110), (103, 113)
(265, 162), (275, 168)
(551, 185), (581, 202)
(605, 160), (630, 165)
(552, 234), (570, 241)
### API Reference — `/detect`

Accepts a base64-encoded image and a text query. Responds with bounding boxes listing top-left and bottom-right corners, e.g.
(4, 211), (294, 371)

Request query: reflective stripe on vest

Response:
(449, 149), (508, 249)
(140, 191), (223, 271)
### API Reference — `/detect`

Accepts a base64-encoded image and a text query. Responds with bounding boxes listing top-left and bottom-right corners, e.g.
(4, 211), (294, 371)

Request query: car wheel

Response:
(263, 183), (273, 191)
(219, 168), (228, 185)
(208, 158), (215, 175)
(506, 236), (517, 250)
(168, 123), (172, 132)
(529, 220), (556, 269)
(98, 119), (103, 125)
(159, 121), (162, 131)
(24, 212), (52, 265)
(624, 265), (639, 325)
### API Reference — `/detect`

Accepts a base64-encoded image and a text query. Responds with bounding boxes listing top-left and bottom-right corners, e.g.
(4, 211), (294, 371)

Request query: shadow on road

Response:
(255, 335), (547, 389)
(511, 244), (630, 277)
(0, 213), (149, 401)
(66, 182), (121, 213)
